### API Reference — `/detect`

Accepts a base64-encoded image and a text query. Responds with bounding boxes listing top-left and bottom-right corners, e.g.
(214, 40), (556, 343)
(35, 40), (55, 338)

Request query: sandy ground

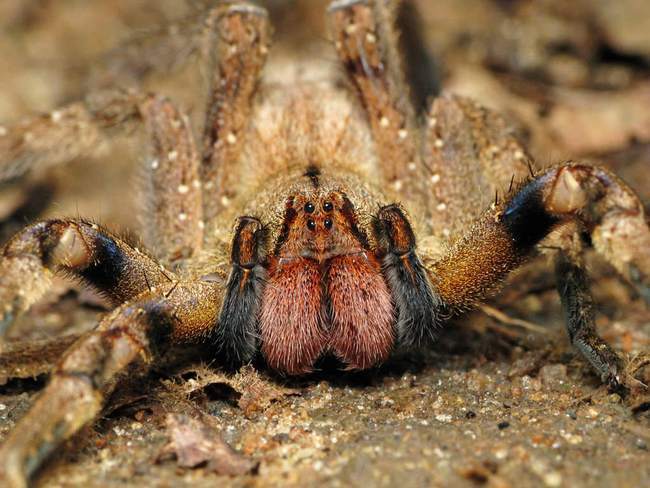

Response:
(1, 1), (649, 487)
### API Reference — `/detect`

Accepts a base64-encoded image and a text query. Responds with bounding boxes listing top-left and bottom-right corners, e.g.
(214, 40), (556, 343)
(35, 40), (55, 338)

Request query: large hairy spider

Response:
(0, 1), (649, 486)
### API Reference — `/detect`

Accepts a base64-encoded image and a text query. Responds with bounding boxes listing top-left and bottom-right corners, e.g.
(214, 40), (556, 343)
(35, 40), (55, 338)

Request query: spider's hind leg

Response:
(200, 3), (271, 221)
(328, 0), (426, 204)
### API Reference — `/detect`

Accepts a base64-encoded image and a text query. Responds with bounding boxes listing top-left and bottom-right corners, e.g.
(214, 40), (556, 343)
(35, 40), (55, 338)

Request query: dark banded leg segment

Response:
(201, 3), (271, 221)
(328, 0), (424, 202)
(0, 219), (173, 336)
(0, 279), (223, 487)
(556, 247), (624, 389)
(374, 204), (442, 348)
(429, 163), (650, 385)
(212, 217), (267, 368)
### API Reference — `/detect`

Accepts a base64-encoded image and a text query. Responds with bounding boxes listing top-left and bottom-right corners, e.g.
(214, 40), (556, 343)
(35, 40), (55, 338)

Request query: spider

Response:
(0, 1), (649, 486)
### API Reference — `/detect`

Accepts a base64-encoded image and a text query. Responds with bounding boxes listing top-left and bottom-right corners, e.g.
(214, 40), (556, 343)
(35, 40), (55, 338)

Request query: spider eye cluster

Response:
(303, 200), (335, 232)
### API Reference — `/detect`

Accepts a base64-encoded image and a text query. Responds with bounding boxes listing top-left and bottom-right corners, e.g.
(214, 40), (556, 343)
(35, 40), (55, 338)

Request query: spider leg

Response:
(0, 89), (145, 182)
(421, 94), (531, 239)
(432, 163), (650, 306)
(555, 243), (624, 388)
(428, 163), (650, 383)
(0, 279), (223, 487)
(0, 218), (174, 337)
(140, 96), (204, 266)
(200, 3), (271, 221)
(328, 0), (425, 204)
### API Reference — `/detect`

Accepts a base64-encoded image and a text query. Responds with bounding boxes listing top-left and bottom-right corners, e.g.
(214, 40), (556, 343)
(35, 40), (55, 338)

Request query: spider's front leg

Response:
(0, 279), (224, 488)
(0, 219), (171, 337)
(430, 163), (650, 387)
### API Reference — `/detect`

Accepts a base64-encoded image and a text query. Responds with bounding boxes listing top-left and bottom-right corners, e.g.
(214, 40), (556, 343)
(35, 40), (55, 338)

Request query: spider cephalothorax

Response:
(0, 1), (648, 486)
(218, 166), (438, 375)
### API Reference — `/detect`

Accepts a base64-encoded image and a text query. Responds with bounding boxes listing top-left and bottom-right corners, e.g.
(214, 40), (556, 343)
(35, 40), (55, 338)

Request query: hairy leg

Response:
(555, 242), (624, 388)
(0, 279), (223, 487)
(0, 219), (174, 336)
(328, 0), (426, 206)
(428, 163), (650, 382)
(431, 163), (649, 305)
(421, 94), (531, 239)
(200, 2), (270, 221)
(141, 96), (204, 266)
(0, 90), (146, 183)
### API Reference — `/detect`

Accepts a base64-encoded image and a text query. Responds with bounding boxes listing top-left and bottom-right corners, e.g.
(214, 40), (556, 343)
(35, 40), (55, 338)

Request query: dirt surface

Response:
(1, 1), (650, 487)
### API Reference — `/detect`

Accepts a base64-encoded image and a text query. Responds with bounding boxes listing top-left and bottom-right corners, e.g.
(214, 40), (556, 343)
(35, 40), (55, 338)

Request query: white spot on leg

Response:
(0, 126), (6, 137)
(51, 110), (63, 122)
(379, 117), (390, 128)
(226, 132), (237, 145)
(436, 202), (447, 211)
(220, 196), (231, 207)
(150, 159), (159, 170)
(192, 179), (201, 189)
(365, 33), (376, 44)
(198, 220), (205, 230)
(168, 150), (178, 161)
(178, 212), (188, 222)
(398, 129), (408, 140)
(177, 184), (189, 194)
(393, 180), (403, 191)
(434, 139), (444, 148)
(407, 162), (417, 171)
(430, 174), (440, 184)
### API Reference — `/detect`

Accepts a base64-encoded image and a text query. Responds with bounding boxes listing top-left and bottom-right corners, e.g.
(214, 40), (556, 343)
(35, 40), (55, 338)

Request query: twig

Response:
(479, 304), (549, 335)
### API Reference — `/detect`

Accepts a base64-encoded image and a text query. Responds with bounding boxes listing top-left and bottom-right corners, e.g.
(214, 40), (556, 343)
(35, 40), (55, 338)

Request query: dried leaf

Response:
(232, 365), (300, 417)
(159, 413), (256, 475)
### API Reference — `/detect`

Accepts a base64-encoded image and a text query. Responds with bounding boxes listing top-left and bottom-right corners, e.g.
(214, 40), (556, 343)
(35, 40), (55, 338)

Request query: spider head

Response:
(274, 191), (368, 262)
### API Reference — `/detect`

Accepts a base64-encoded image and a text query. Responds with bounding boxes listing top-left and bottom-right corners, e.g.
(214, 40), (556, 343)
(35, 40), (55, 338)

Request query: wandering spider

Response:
(0, 0), (649, 486)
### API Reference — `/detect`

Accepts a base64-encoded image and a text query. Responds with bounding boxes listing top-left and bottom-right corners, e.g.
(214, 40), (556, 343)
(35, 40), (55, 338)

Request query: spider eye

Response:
(324, 218), (333, 229)
(307, 219), (316, 231)
(304, 202), (315, 213)
(323, 201), (333, 212)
